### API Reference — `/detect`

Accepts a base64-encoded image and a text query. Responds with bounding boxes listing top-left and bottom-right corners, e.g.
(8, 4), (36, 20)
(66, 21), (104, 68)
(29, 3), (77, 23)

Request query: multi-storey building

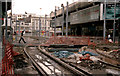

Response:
(31, 16), (52, 36)
(50, 1), (120, 36)
(12, 14), (33, 33)
(12, 13), (53, 36)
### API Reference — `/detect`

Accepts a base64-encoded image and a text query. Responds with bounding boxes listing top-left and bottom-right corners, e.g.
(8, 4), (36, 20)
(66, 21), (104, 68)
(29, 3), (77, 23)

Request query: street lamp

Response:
(113, 0), (116, 43)
(15, 17), (18, 41)
(39, 8), (42, 37)
(103, 0), (106, 41)
(45, 14), (47, 37)
(66, 2), (68, 36)
(18, 20), (20, 36)
(61, 4), (64, 36)
(0, 2), (2, 42)
(0, 1), (2, 68)
(54, 6), (57, 36)
(5, 0), (8, 40)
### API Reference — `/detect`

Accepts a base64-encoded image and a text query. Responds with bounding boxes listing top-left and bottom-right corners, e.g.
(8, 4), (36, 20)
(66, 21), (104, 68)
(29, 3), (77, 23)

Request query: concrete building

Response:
(12, 13), (53, 36)
(12, 14), (32, 33)
(31, 15), (52, 36)
(50, 1), (120, 36)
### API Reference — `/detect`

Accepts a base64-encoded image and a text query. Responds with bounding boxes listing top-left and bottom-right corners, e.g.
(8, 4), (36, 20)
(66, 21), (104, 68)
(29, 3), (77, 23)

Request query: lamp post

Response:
(39, 17), (41, 37)
(45, 14), (47, 37)
(0, 1), (2, 42)
(39, 8), (42, 37)
(61, 4), (64, 36)
(103, 0), (106, 41)
(19, 21), (20, 36)
(66, 2), (68, 36)
(54, 6), (57, 36)
(5, 0), (8, 40)
(113, 0), (116, 43)
(0, 1), (2, 64)
(34, 20), (36, 36)
(15, 17), (17, 41)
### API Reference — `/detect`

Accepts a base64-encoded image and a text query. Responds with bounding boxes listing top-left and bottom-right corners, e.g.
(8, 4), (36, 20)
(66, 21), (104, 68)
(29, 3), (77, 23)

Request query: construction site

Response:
(0, 0), (120, 76)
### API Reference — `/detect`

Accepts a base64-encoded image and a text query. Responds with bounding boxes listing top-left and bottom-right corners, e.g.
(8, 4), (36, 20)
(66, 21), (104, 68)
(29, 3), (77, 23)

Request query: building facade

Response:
(12, 14), (33, 34)
(31, 16), (52, 36)
(50, 1), (120, 36)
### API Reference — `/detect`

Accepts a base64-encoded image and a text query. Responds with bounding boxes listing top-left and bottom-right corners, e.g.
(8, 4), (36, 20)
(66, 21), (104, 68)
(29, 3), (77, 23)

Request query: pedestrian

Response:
(19, 30), (26, 43)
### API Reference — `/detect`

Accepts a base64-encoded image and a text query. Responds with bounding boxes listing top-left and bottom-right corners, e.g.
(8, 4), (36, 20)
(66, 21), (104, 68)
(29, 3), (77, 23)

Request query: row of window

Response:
(32, 27), (51, 30)
(32, 19), (50, 23)
(32, 22), (50, 25)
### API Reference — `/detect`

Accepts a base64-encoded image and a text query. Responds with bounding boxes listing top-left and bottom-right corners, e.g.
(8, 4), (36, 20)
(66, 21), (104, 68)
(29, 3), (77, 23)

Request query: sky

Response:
(12, 0), (78, 16)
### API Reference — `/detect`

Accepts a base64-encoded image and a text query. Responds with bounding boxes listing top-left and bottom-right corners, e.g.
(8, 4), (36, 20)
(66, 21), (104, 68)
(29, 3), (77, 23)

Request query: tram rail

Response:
(23, 45), (92, 76)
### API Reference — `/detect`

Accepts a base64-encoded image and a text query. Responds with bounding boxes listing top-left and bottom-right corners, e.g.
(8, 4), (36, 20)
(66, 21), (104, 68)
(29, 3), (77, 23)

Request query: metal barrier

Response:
(1, 37), (19, 75)
(2, 37), (14, 75)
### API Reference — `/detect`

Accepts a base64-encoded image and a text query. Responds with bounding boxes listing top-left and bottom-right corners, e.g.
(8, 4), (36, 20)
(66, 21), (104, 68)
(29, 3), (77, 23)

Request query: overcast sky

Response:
(12, 0), (78, 16)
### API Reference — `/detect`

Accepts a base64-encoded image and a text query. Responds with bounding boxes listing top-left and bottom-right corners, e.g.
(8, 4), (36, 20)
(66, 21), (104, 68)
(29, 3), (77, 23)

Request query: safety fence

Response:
(1, 37), (19, 75)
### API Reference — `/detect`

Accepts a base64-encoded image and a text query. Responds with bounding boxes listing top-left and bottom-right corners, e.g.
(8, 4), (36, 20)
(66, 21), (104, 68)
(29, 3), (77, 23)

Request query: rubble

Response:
(78, 60), (106, 70)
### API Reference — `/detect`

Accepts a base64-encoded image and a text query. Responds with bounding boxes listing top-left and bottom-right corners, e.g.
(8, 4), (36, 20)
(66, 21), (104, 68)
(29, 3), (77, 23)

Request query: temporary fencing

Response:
(2, 37), (19, 75)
